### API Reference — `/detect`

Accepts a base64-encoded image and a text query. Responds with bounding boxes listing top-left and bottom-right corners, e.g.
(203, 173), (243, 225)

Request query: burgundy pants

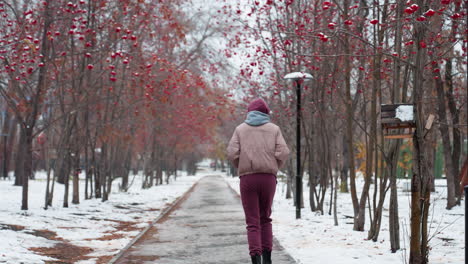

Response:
(240, 173), (276, 256)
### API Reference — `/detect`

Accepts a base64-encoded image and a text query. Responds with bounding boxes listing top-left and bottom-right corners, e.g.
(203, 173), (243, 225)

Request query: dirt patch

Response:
(95, 219), (141, 233)
(31, 242), (93, 264)
(83, 220), (140, 242)
(26, 229), (64, 241)
(115, 255), (160, 263)
(93, 233), (126, 241)
(114, 220), (141, 233)
(27, 220), (144, 263)
(0, 223), (25, 231)
(96, 255), (114, 264)
(27, 229), (93, 263)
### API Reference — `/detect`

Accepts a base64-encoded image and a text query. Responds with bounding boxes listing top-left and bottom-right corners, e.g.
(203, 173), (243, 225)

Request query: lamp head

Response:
(284, 72), (313, 80)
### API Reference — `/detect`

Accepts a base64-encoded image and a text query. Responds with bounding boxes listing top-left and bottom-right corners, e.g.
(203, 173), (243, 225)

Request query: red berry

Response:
(416, 16), (427, 21)
(410, 4), (419, 11)
(404, 7), (414, 14)
(424, 9), (436, 17)
(451, 13), (461, 19)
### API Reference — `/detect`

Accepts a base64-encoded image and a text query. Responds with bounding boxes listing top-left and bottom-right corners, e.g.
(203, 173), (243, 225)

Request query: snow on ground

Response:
(225, 175), (465, 264)
(0, 163), (463, 264)
(0, 169), (210, 264)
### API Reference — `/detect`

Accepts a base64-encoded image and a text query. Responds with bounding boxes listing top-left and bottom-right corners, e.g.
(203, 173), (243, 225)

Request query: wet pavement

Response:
(114, 175), (296, 264)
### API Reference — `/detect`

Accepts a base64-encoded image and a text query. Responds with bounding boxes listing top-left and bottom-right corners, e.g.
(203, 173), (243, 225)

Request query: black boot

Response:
(251, 254), (262, 264)
(262, 250), (271, 264)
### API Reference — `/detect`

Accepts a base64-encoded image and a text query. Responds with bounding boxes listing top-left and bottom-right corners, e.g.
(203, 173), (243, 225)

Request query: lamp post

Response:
(284, 72), (313, 219)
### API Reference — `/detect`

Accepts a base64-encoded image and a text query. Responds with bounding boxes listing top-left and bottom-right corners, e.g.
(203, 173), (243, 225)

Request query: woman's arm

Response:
(227, 129), (240, 168)
(275, 128), (290, 168)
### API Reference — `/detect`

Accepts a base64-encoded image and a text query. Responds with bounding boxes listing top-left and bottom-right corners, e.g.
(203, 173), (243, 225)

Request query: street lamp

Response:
(284, 72), (313, 219)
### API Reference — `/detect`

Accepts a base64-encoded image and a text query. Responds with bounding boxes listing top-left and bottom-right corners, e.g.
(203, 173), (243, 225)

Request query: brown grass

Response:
(31, 242), (93, 264)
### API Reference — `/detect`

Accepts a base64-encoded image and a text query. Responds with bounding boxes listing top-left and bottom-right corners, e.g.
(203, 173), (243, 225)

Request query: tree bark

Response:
(446, 0), (462, 203)
(344, 27), (359, 220)
(435, 73), (457, 209)
(63, 151), (71, 208)
(72, 151), (80, 205)
(1, 111), (12, 179)
(409, 9), (431, 262)
(445, 57), (461, 202)
(340, 136), (349, 193)
(21, 127), (34, 210)
(14, 129), (26, 186)
(389, 141), (401, 252)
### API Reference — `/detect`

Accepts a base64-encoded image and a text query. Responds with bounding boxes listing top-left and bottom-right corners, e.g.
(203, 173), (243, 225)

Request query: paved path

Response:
(114, 175), (296, 264)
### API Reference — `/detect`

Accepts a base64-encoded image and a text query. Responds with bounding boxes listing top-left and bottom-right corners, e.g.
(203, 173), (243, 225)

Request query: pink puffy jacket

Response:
(227, 122), (290, 177)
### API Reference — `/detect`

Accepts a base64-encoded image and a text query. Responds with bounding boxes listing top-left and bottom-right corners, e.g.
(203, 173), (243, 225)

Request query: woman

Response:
(227, 98), (290, 264)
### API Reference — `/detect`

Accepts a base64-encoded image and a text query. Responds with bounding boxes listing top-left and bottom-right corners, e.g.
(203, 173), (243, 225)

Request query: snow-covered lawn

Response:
(226, 176), (465, 264)
(0, 170), (207, 264)
(1, 166), (463, 264)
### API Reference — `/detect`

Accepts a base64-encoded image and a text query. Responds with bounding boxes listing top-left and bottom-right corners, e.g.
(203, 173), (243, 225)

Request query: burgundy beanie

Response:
(247, 98), (270, 114)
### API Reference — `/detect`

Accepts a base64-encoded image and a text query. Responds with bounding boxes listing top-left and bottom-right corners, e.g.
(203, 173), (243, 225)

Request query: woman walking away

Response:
(227, 98), (290, 264)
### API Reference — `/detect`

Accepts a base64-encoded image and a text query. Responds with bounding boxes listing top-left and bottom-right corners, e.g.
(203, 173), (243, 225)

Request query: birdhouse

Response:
(381, 104), (416, 139)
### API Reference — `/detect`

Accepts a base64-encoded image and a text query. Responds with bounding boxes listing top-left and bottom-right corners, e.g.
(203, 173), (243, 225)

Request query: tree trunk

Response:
(410, 135), (423, 264)
(14, 129), (26, 186)
(308, 150), (317, 211)
(84, 145), (89, 199)
(389, 141), (401, 252)
(121, 147), (131, 191)
(47, 158), (56, 207)
(44, 146), (52, 209)
(100, 144), (108, 201)
(94, 150), (101, 198)
(345, 39), (358, 219)
(445, 57), (461, 202)
(333, 164), (339, 226)
(286, 160), (293, 199)
(5, 117), (17, 179)
(435, 73), (457, 209)
(446, 0), (462, 203)
(387, 0), (404, 249)
(21, 127), (34, 210)
(1, 111), (12, 179)
(355, 57), (378, 232)
(72, 152), (80, 205)
(63, 152), (71, 208)
(409, 12), (431, 262)
(340, 136), (349, 193)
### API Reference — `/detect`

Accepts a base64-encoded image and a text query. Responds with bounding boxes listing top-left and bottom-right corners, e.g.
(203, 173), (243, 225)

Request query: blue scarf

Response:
(245, 111), (270, 126)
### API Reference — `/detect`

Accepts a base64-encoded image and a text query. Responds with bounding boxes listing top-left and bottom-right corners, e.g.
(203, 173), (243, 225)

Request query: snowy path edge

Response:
(107, 177), (202, 264)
